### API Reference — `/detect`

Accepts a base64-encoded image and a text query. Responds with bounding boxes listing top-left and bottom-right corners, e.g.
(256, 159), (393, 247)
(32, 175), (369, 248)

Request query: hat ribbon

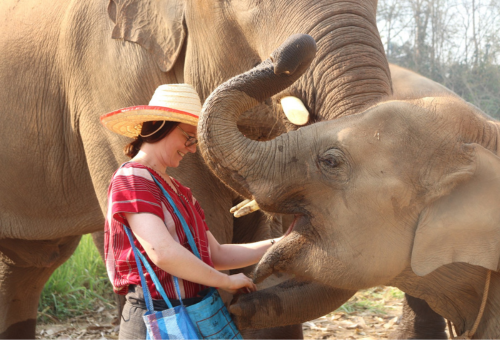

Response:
(140, 121), (166, 138)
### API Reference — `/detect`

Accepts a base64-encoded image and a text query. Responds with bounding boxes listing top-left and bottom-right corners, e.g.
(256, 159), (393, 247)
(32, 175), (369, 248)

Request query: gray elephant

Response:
(0, 0), (445, 338)
(199, 34), (500, 339)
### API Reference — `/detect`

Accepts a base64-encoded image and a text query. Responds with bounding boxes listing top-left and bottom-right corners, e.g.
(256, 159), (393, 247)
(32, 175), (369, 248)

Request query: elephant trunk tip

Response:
(271, 34), (317, 76)
(253, 264), (274, 285)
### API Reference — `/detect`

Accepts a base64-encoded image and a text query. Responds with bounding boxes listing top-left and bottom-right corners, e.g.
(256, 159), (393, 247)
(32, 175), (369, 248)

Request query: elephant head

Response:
(107, 0), (392, 134)
(198, 35), (500, 335)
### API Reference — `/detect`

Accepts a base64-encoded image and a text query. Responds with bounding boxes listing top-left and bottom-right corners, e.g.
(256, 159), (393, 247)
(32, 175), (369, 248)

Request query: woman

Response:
(100, 84), (279, 339)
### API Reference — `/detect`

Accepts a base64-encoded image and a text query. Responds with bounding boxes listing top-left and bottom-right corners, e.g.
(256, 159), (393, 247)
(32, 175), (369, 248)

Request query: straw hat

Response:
(100, 84), (202, 138)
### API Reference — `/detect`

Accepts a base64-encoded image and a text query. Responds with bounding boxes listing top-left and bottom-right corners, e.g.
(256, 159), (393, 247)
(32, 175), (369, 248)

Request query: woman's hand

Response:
(220, 273), (257, 294)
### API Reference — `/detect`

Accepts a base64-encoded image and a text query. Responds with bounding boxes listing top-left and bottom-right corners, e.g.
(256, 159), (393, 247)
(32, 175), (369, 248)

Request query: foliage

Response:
(37, 235), (114, 323)
(337, 286), (404, 315)
(378, 0), (500, 119)
(443, 63), (500, 118)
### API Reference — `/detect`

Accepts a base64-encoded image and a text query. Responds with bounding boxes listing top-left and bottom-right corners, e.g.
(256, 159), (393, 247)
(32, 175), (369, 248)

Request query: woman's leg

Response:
(119, 301), (148, 339)
(119, 287), (148, 340)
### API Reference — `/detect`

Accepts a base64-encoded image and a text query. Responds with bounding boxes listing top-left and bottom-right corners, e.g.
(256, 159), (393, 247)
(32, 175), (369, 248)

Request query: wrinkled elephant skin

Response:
(0, 0), (394, 337)
(199, 42), (500, 338)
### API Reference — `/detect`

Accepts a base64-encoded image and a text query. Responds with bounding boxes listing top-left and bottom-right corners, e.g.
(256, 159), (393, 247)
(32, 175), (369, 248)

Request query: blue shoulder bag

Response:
(123, 173), (243, 340)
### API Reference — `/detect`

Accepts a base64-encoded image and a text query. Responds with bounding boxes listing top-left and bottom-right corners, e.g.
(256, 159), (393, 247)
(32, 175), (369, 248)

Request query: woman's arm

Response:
(207, 231), (282, 271)
(125, 212), (256, 293)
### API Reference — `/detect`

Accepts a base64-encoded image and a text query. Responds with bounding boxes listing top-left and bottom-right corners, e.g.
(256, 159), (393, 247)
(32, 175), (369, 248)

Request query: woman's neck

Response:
(131, 152), (176, 190)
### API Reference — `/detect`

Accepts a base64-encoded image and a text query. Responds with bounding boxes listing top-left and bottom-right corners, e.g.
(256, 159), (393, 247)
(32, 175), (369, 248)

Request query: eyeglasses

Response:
(177, 126), (198, 147)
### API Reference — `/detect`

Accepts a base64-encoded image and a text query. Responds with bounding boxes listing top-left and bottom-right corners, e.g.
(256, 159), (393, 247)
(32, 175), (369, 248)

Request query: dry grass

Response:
(37, 286), (405, 339)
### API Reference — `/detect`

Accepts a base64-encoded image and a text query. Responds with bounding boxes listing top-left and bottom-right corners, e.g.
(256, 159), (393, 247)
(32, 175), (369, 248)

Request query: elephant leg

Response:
(0, 235), (81, 339)
(91, 231), (125, 325)
(390, 293), (447, 339)
(241, 324), (303, 339)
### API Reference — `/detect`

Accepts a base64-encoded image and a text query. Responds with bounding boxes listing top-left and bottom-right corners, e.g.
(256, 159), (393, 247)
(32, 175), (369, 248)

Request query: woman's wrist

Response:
(219, 272), (231, 290)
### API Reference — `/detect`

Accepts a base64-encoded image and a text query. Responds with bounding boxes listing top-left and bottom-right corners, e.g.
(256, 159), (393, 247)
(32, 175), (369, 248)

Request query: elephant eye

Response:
(319, 155), (338, 168)
(318, 148), (345, 176)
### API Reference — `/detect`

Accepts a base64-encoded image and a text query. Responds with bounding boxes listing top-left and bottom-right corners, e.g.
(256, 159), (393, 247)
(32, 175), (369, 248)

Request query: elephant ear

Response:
(107, 0), (186, 73)
(411, 143), (500, 276)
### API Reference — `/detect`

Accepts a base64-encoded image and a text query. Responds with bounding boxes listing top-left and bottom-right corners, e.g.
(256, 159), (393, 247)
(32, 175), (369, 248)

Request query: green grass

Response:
(337, 286), (404, 315)
(37, 235), (115, 323)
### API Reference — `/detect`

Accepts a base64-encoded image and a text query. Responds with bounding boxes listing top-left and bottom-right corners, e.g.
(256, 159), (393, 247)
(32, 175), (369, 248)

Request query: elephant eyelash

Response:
(318, 149), (343, 169)
(319, 156), (339, 168)
(317, 148), (351, 182)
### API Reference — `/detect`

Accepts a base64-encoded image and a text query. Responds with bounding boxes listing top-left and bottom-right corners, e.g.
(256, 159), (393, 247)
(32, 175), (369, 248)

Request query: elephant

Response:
(198, 33), (500, 339)
(0, 0), (448, 338)
(0, 0), (393, 338)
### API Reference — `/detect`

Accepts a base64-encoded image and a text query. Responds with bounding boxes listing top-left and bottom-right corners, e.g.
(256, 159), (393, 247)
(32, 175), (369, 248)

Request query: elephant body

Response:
(0, 0), (394, 337)
(199, 37), (500, 338)
(0, 0), (451, 338)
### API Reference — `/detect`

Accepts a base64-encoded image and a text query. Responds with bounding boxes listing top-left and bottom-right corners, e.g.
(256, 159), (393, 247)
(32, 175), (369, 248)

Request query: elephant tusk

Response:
(230, 199), (252, 213)
(230, 199), (260, 218)
(281, 96), (310, 126)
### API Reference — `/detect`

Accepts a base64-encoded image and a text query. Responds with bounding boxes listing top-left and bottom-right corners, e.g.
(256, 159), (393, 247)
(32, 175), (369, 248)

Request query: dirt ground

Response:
(36, 287), (408, 339)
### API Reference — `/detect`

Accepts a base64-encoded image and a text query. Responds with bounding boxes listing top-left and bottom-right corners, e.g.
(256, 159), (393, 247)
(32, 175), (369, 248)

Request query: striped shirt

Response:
(104, 162), (213, 300)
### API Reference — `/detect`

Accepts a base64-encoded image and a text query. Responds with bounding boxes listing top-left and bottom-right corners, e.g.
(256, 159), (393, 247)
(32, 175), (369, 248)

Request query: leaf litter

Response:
(36, 287), (405, 339)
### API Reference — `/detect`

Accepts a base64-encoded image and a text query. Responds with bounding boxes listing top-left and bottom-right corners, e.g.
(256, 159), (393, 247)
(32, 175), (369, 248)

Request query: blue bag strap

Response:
(135, 240), (185, 308)
(149, 174), (201, 260)
(123, 226), (159, 312)
(118, 163), (185, 309)
(123, 225), (182, 310)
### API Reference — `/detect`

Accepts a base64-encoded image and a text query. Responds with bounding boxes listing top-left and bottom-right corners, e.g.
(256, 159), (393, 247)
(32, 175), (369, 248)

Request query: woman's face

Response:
(155, 123), (198, 168)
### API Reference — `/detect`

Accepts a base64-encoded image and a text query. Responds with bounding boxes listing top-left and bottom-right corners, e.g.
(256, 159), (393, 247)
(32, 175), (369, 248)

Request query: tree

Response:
(377, 0), (500, 118)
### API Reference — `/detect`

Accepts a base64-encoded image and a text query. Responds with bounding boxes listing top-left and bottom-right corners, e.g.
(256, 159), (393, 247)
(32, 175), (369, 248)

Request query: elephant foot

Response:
(389, 294), (447, 339)
(241, 324), (303, 339)
(0, 319), (37, 339)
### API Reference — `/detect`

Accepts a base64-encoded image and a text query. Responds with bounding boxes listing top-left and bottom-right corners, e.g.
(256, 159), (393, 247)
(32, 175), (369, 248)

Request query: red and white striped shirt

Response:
(104, 162), (214, 300)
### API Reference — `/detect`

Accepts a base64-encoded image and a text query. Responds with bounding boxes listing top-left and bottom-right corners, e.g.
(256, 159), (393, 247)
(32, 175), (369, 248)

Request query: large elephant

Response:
(0, 0), (396, 338)
(199, 35), (500, 338)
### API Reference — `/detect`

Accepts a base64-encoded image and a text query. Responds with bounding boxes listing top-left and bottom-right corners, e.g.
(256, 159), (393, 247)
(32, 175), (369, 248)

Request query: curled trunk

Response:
(198, 34), (316, 207)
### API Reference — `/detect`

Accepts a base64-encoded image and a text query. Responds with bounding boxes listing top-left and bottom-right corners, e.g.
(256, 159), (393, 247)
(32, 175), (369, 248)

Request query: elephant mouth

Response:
(284, 214), (302, 236)
(253, 215), (314, 284)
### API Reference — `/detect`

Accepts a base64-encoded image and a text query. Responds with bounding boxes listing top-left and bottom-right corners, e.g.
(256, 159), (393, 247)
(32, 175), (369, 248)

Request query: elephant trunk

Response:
(253, 216), (355, 291)
(198, 34), (316, 208)
(230, 279), (356, 330)
(252, 227), (318, 284)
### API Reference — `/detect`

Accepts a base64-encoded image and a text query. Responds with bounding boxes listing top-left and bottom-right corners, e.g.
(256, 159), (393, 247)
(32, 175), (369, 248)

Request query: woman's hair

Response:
(124, 120), (179, 158)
